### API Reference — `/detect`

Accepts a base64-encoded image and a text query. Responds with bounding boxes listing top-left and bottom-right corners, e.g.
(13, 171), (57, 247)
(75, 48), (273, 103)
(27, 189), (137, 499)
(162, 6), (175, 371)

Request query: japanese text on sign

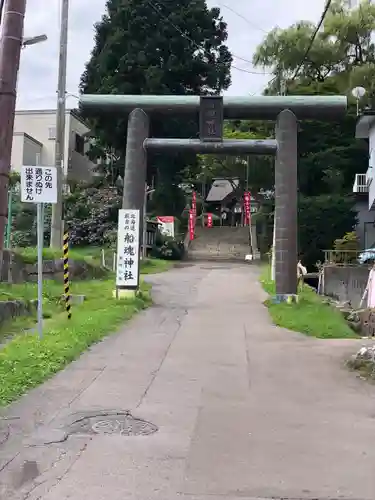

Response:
(243, 192), (251, 225)
(199, 96), (223, 142)
(189, 209), (195, 241)
(116, 209), (140, 287)
(20, 165), (57, 204)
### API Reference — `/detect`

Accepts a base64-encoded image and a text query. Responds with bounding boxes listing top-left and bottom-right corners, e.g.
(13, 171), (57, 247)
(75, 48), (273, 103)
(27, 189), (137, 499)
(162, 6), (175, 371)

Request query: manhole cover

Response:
(67, 412), (158, 436)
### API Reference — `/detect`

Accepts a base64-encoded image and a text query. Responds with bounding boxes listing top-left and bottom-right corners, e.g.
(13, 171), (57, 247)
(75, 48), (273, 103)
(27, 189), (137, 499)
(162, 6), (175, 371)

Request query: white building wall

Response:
(13, 111), (57, 169)
(11, 134), (25, 172)
(23, 136), (43, 165)
(12, 110), (93, 180)
(66, 114), (95, 181)
(368, 126), (375, 209)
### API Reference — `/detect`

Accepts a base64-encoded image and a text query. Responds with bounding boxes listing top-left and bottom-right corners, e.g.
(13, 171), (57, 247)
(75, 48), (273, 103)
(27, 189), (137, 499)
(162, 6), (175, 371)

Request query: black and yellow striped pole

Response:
(63, 232), (71, 319)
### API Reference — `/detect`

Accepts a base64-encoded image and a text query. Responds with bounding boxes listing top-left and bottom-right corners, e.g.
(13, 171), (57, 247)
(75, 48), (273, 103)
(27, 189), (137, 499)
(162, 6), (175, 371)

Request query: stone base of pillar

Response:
(113, 289), (137, 299)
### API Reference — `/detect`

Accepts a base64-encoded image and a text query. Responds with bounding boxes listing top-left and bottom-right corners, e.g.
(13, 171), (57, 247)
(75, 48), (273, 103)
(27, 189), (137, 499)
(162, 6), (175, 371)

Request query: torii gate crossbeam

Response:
(80, 94), (347, 301)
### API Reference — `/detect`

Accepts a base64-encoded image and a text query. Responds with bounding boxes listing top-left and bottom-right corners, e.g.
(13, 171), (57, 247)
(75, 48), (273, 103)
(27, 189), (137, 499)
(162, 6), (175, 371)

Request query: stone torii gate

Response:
(80, 94), (347, 301)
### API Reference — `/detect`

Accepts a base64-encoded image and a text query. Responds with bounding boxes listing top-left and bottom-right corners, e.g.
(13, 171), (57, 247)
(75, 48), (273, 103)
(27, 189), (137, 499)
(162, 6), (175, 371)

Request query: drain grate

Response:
(67, 412), (158, 436)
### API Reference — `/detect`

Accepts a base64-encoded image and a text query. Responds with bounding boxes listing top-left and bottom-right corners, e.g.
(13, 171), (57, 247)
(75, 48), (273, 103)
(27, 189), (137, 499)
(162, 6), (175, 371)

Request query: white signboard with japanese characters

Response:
(20, 166), (57, 204)
(116, 209), (140, 288)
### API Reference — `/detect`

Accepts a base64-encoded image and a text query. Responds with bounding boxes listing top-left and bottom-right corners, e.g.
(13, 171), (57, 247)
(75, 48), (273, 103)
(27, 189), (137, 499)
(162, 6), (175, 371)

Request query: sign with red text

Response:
(243, 192), (251, 225)
(192, 191), (197, 216)
(157, 216), (175, 238)
(189, 210), (195, 240)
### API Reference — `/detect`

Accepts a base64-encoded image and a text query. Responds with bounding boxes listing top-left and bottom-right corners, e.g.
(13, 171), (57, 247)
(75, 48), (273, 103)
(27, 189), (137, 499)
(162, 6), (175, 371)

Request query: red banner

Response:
(207, 213), (213, 228)
(189, 209), (195, 240)
(243, 192), (251, 225)
(192, 191), (196, 216)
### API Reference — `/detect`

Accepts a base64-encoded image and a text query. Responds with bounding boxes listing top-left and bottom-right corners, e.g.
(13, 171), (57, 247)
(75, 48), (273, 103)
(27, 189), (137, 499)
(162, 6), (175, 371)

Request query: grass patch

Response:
(140, 258), (174, 274)
(14, 248), (175, 273)
(0, 256), (173, 405)
(0, 278), (152, 406)
(14, 246), (103, 265)
(260, 267), (356, 339)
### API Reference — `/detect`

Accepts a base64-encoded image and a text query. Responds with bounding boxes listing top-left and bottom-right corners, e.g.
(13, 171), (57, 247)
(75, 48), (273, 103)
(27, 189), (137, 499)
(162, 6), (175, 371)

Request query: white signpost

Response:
(116, 209), (140, 290)
(21, 166), (58, 338)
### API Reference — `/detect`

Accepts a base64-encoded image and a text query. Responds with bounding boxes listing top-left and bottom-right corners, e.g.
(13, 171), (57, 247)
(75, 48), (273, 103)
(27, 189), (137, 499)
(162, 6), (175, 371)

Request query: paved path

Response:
(0, 263), (374, 500)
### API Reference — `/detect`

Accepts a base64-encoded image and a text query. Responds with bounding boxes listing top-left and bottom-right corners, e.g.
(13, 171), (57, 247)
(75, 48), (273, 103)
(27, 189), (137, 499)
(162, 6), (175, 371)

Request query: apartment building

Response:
(352, 110), (375, 248)
(11, 109), (96, 182)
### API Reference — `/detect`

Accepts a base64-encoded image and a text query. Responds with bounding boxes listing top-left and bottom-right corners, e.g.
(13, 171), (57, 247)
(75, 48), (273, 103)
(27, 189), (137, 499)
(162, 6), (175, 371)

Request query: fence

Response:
(322, 264), (369, 308)
(323, 249), (364, 266)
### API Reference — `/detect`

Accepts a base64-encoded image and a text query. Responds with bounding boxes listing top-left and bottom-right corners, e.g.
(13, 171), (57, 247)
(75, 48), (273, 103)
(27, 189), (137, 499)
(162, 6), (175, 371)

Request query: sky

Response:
(16, 0), (326, 110)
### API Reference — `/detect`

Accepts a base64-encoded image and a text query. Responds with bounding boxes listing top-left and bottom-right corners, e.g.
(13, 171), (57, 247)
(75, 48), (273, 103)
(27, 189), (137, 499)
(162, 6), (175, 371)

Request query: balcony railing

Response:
(353, 173), (368, 193)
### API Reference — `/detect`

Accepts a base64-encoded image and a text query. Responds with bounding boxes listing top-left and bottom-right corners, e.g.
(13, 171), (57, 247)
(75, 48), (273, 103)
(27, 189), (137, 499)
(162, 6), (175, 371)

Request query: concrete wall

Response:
(0, 251), (105, 284)
(355, 199), (375, 248)
(322, 265), (369, 308)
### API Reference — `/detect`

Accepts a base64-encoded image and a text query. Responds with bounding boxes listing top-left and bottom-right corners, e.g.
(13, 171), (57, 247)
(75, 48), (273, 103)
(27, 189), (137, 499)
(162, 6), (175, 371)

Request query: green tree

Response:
(80, 0), (232, 196)
(253, 0), (375, 94)
(298, 194), (357, 267)
(287, 79), (368, 196)
(64, 186), (122, 247)
(184, 123), (275, 195)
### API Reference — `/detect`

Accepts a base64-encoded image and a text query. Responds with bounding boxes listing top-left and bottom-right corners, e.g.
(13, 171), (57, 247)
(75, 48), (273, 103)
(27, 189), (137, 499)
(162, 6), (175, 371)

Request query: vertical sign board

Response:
(192, 191), (197, 214)
(189, 210), (194, 241)
(191, 190), (197, 237)
(199, 96), (224, 142)
(21, 166), (58, 339)
(21, 166), (57, 204)
(243, 192), (251, 225)
(116, 209), (140, 289)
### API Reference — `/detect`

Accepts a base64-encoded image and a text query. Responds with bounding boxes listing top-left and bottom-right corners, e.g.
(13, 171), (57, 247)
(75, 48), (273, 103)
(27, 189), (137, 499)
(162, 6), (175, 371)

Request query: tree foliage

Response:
(64, 186), (121, 247)
(185, 123), (274, 195)
(80, 0), (232, 190)
(288, 79), (368, 196)
(253, 0), (375, 95)
(298, 194), (357, 267)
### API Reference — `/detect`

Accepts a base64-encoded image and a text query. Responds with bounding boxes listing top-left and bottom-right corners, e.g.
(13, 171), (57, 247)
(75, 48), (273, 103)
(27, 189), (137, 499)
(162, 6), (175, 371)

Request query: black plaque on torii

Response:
(199, 96), (224, 142)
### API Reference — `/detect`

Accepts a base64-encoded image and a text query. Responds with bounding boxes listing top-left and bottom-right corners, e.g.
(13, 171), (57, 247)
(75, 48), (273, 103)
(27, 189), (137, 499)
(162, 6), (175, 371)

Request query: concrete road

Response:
(0, 263), (374, 500)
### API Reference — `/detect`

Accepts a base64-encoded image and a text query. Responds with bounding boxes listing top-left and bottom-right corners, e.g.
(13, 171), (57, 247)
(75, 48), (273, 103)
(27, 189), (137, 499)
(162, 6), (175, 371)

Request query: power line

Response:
(232, 53), (269, 69)
(217, 2), (268, 34)
(145, 0), (271, 76)
(291, 0), (333, 81)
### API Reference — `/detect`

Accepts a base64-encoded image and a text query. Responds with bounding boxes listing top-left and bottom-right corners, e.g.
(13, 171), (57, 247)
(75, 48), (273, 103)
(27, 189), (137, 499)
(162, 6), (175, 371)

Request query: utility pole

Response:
(50, 0), (69, 247)
(0, 0), (27, 250)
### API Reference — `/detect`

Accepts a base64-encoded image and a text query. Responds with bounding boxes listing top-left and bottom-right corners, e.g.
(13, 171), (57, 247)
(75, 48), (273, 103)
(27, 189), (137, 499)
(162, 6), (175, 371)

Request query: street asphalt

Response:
(0, 262), (373, 500)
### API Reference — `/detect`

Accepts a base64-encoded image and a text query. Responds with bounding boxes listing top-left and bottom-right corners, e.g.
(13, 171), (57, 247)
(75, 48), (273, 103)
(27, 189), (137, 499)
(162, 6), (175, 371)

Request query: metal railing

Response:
(352, 173), (368, 193)
(323, 249), (365, 266)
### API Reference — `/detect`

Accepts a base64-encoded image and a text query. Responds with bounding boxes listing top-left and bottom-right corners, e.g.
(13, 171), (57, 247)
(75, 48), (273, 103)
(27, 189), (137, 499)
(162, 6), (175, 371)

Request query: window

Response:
(74, 133), (84, 154)
(48, 127), (56, 139)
